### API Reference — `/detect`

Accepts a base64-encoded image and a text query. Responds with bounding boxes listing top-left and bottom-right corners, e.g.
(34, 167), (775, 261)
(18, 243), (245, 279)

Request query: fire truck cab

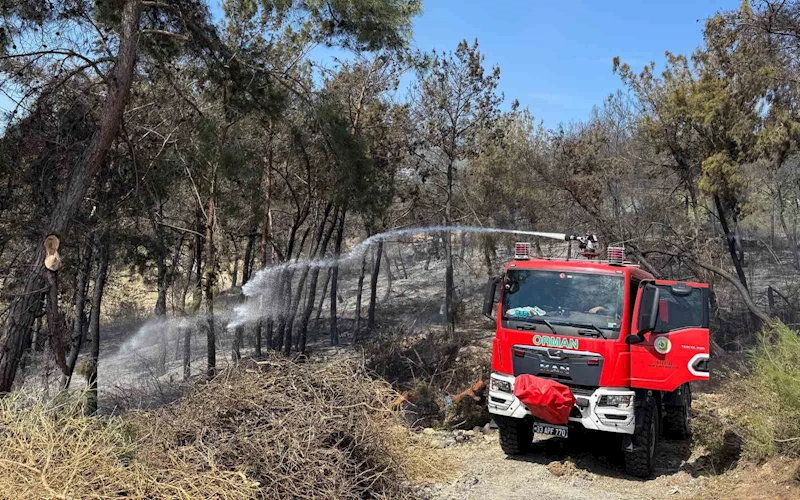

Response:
(483, 242), (710, 478)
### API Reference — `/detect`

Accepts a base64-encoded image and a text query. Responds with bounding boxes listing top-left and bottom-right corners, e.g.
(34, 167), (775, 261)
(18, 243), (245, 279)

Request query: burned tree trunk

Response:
(383, 244), (393, 302)
(204, 196), (217, 380)
(354, 251), (368, 339)
(395, 247), (407, 279)
(179, 243), (193, 314)
(183, 219), (203, 381)
(482, 238), (493, 278)
(367, 241), (383, 331)
(254, 320), (263, 359)
(264, 318), (274, 351)
(232, 314), (243, 363)
(183, 323), (191, 381)
(330, 209), (346, 346)
(86, 233), (110, 415)
(231, 234), (240, 288)
(298, 206), (337, 354)
(273, 272), (291, 353)
(153, 203), (168, 318)
(62, 243), (93, 389)
(189, 209), (204, 314)
(155, 247), (167, 317)
(167, 233), (186, 315)
(0, 1), (141, 393)
(242, 226), (257, 285)
(313, 270), (332, 336)
(714, 195), (748, 291)
(260, 143), (275, 268)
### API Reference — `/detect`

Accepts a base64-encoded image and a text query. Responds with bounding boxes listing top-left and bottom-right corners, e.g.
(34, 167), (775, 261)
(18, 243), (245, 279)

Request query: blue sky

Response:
(406, 0), (735, 126)
(1, 0), (736, 130)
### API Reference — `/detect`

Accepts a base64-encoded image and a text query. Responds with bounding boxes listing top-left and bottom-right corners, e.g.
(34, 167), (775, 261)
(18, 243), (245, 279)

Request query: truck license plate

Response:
(534, 423), (568, 438)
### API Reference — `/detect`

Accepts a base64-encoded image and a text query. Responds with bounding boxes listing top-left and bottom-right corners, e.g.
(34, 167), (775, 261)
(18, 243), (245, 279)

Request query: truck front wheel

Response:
(624, 396), (657, 478)
(495, 415), (533, 455)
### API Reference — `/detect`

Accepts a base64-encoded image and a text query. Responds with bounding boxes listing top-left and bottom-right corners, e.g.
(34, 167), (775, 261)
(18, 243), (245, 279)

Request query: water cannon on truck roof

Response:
(482, 231), (711, 478)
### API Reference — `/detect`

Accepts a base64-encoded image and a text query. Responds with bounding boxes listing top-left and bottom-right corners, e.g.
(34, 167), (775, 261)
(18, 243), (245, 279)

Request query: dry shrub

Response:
(0, 391), (258, 499)
(364, 326), (489, 394)
(0, 357), (448, 499)
(365, 326), (460, 390)
(131, 356), (414, 499)
(365, 327), (490, 430)
(694, 321), (800, 466)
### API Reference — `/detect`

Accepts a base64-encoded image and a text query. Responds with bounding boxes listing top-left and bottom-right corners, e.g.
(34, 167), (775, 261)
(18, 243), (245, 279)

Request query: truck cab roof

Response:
(504, 257), (656, 282)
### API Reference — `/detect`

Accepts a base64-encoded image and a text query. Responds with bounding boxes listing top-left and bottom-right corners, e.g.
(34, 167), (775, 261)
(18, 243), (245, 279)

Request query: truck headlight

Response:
(490, 378), (512, 393)
(598, 394), (633, 409)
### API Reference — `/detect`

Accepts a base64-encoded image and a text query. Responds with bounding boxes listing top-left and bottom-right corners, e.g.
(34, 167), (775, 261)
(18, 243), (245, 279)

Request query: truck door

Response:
(629, 280), (710, 392)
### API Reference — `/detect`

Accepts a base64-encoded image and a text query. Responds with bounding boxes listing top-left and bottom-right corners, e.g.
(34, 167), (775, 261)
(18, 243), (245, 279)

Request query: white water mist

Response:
(228, 225), (562, 328)
(113, 225), (561, 361)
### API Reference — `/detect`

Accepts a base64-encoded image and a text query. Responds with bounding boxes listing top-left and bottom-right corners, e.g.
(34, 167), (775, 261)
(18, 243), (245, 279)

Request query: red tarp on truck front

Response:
(513, 374), (576, 425)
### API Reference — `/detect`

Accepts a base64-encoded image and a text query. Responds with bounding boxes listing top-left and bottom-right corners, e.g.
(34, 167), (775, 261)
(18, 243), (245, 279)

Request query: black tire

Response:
(495, 416), (533, 455)
(624, 396), (657, 478)
(663, 384), (691, 439)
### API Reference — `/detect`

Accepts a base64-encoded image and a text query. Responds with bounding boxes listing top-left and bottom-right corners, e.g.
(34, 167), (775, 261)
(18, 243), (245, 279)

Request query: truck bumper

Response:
(488, 372), (636, 435)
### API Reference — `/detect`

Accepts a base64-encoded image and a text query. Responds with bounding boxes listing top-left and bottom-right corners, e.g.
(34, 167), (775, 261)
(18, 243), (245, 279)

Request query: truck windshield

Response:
(503, 269), (624, 336)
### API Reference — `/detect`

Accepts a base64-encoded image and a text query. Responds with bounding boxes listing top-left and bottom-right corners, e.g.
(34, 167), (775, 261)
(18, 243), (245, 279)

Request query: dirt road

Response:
(413, 427), (796, 500)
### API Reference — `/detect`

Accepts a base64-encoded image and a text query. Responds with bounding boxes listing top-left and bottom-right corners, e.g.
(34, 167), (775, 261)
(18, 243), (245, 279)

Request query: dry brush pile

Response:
(0, 357), (446, 499)
(364, 326), (491, 430)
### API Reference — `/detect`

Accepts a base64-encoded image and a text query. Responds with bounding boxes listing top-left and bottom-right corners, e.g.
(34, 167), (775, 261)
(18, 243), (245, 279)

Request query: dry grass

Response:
(0, 356), (450, 499)
(0, 391), (253, 499)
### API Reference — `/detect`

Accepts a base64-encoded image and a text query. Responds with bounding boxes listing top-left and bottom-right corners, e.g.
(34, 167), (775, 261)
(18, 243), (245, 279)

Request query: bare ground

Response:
(412, 427), (800, 500)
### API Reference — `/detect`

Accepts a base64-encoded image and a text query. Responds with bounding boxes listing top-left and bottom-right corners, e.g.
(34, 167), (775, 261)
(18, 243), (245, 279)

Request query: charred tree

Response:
(354, 251), (368, 340)
(298, 220), (336, 352)
(231, 233), (240, 288)
(313, 269), (332, 336)
(383, 244), (393, 302)
(85, 233), (110, 415)
(330, 209), (346, 346)
(204, 196), (217, 380)
(367, 241), (383, 331)
(153, 204), (168, 317)
(242, 225), (257, 284)
(714, 195), (748, 291)
(62, 243), (93, 389)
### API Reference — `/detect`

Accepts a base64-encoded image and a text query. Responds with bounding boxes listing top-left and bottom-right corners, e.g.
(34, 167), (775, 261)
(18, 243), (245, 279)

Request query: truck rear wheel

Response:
(624, 396), (657, 478)
(663, 384), (691, 439)
(495, 416), (533, 455)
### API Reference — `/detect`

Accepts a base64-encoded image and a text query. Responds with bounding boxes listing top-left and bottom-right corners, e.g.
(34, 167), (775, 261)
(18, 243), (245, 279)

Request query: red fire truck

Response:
(483, 235), (710, 477)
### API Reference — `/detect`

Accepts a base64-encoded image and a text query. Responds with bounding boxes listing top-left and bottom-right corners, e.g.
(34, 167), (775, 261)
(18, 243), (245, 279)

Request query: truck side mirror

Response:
(638, 284), (660, 334)
(483, 275), (502, 320)
(626, 284), (660, 344)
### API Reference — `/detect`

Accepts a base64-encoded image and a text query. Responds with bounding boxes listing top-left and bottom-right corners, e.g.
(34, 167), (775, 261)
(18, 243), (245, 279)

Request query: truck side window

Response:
(653, 286), (703, 333)
(627, 279), (640, 326)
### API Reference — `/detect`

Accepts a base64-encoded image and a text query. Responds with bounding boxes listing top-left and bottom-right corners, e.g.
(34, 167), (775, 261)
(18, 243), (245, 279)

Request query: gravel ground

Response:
(414, 428), (712, 500)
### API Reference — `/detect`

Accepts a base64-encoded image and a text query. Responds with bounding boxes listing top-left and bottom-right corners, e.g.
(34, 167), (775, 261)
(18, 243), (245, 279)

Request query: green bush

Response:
(696, 321), (800, 463)
(746, 321), (800, 458)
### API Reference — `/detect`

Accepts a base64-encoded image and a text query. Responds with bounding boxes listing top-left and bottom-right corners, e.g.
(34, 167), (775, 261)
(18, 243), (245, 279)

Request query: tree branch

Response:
(141, 29), (191, 41)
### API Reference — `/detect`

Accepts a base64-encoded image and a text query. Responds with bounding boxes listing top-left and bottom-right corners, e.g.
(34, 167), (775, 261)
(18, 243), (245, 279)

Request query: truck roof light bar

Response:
(607, 245), (625, 265)
(514, 242), (531, 260)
